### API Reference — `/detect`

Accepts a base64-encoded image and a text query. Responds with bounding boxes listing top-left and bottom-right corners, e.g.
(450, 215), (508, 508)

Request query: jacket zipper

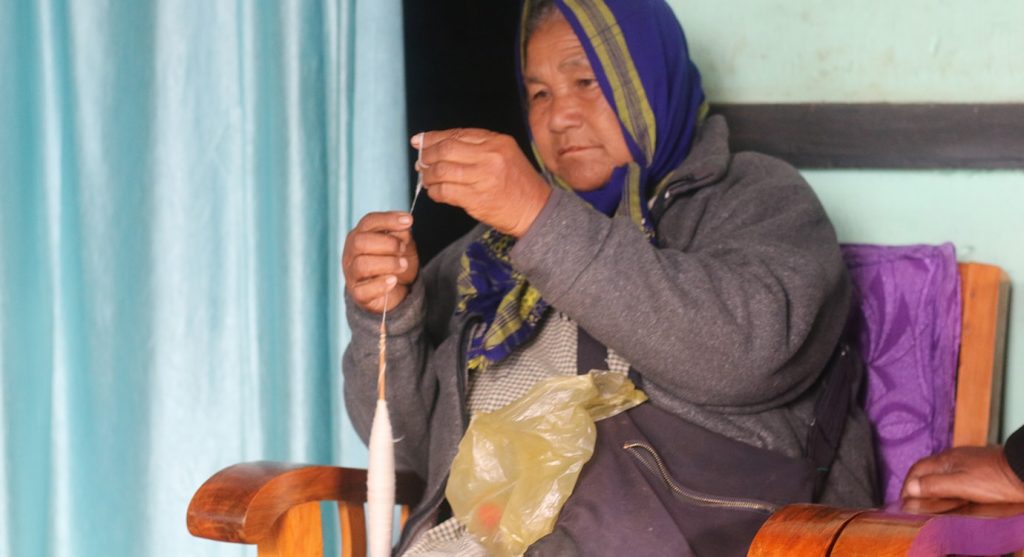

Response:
(455, 316), (479, 430)
(623, 442), (778, 514)
(395, 316), (480, 554)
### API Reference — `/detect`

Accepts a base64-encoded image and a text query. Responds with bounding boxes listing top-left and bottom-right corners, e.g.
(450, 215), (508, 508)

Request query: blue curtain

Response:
(0, 0), (407, 555)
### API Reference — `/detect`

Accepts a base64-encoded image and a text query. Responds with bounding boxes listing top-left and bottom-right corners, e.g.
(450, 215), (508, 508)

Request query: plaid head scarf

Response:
(457, 0), (707, 372)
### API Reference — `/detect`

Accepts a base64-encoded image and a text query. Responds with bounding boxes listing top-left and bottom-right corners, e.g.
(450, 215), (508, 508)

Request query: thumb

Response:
(902, 476), (923, 498)
(913, 472), (970, 499)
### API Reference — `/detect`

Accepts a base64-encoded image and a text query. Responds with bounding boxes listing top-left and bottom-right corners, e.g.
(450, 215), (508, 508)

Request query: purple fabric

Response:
(841, 243), (961, 503)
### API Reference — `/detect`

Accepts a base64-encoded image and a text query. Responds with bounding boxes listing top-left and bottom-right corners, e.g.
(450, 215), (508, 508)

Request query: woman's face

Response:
(524, 13), (633, 192)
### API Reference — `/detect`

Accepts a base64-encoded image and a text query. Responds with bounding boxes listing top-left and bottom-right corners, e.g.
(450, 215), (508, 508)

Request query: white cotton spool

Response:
(364, 132), (424, 557)
(367, 398), (396, 557)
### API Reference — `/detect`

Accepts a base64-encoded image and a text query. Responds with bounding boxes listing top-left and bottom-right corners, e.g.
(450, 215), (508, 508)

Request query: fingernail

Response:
(385, 275), (397, 286)
(398, 257), (408, 270)
(905, 479), (920, 497)
(398, 214), (412, 225)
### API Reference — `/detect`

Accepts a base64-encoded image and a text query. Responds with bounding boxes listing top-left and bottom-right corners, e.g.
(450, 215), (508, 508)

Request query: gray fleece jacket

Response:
(343, 115), (877, 553)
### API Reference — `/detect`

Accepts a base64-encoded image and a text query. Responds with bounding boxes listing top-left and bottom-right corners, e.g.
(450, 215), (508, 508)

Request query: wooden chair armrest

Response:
(186, 461), (425, 544)
(748, 501), (1024, 557)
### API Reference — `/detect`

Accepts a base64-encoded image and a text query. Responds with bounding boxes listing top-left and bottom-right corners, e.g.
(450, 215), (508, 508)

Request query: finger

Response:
(342, 228), (412, 276)
(348, 230), (406, 258)
(355, 211), (413, 233)
(413, 128), (493, 150)
(419, 137), (495, 169)
(423, 182), (473, 208)
(350, 275), (398, 308)
(420, 160), (484, 186)
(348, 254), (410, 283)
(346, 231), (415, 264)
(901, 455), (945, 499)
(903, 453), (952, 486)
(901, 476), (924, 499)
(914, 471), (986, 501)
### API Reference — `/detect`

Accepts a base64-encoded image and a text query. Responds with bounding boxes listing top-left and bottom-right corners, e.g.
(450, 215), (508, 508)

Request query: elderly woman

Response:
(342, 0), (876, 554)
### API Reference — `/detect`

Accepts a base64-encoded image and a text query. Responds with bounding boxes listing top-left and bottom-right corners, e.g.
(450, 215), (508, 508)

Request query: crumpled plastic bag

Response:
(446, 371), (647, 557)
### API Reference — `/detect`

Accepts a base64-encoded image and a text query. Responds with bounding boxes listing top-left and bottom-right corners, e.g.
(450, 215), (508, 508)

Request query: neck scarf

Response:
(457, 0), (706, 372)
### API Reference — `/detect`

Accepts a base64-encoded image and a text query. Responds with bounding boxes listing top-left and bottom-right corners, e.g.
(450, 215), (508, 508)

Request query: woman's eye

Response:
(530, 90), (549, 102)
(577, 78), (597, 89)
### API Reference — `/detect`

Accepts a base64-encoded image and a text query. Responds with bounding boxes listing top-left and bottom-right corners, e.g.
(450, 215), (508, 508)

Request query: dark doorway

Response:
(403, 0), (528, 263)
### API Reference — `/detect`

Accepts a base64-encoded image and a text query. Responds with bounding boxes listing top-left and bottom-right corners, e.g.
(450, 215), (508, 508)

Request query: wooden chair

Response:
(187, 262), (1019, 556)
(749, 262), (1022, 557)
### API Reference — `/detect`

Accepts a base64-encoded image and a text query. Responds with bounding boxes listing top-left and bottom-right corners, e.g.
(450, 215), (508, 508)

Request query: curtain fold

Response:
(0, 0), (407, 555)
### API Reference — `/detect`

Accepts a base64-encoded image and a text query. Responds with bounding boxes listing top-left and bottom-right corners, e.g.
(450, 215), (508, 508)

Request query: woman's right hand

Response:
(342, 211), (419, 313)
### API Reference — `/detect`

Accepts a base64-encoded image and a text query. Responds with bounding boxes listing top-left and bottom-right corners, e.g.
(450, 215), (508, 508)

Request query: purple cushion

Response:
(841, 243), (961, 503)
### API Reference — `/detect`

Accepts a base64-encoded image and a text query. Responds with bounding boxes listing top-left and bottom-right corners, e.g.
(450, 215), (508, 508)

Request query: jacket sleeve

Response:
(343, 278), (433, 475)
(342, 227), (478, 475)
(509, 155), (849, 412)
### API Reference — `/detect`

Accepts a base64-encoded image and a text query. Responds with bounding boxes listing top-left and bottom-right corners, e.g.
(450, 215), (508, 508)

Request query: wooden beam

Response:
(712, 104), (1024, 169)
(952, 263), (1011, 446)
(339, 501), (367, 557)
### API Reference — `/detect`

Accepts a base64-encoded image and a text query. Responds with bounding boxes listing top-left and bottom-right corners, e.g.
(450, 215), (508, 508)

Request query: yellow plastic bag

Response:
(446, 371), (647, 557)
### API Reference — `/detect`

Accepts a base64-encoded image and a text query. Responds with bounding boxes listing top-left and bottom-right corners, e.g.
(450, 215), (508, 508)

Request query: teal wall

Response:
(668, 0), (1024, 438)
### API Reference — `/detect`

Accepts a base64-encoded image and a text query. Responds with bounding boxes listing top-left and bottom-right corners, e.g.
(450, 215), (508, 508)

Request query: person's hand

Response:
(342, 211), (418, 313)
(414, 129), (551, 238)
(901, 445), (1024, 504)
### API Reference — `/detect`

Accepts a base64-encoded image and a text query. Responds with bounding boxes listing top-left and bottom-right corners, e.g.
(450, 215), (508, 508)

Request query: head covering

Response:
(457, 0), (707, 372)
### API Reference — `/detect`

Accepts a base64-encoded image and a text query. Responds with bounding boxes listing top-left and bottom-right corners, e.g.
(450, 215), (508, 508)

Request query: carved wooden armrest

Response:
(187, 461), (424, 555)
(748, 500), (1024, 557)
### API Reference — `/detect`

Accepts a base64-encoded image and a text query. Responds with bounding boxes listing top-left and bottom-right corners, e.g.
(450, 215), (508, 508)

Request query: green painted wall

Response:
(668, 0), (1024, 437)
(670, 0), (1024, 103)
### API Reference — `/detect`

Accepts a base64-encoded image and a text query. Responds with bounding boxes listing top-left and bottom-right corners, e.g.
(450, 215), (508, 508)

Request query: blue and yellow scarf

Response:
(457, 0), (707, 372)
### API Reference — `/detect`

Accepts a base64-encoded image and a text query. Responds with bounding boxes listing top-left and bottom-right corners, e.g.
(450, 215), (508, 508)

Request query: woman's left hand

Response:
(414, 129), (551, 238)
(901, 445), (1024, 504)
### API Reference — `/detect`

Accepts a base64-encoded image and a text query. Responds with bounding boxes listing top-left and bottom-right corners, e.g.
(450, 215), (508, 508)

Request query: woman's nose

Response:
(548, 93), (583, 132)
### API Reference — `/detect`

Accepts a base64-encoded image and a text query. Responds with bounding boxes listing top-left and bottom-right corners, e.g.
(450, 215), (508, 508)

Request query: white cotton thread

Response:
(370, 284), (395, 557)
(367, 132), (427, 555)
(377, 131), (428, 398)
(378, 288), (390, 400)
(409, 131), (427, 214)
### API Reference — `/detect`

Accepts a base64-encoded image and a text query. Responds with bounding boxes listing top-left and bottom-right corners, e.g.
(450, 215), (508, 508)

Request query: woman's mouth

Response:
(558, 145), (596, 157)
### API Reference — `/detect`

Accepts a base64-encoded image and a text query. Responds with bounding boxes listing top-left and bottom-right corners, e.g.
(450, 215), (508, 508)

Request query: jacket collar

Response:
(652, 114), (732, 203)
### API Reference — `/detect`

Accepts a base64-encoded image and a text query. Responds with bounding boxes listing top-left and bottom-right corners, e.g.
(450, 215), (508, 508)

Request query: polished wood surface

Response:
(257, 501), (323, 557)
(952, 263), (1011, 447)
(853, 503), (1024, 557)
(338, 501), (366, 557)
(747, 504), (864, 557)
(187, 462), (363, 543)
(750, 502), (1024, 557)
(828, 511), (925, 556)
(186, 461), (423, 545)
